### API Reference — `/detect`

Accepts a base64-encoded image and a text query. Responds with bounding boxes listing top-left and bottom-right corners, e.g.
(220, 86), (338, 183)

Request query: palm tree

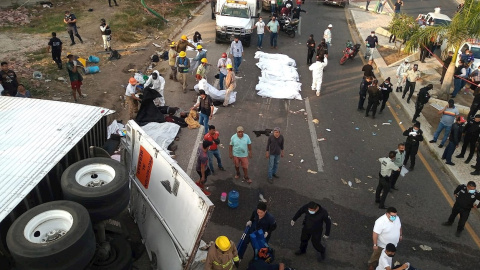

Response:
(403, 0), (480, 100)
(388, 14), (418, 54)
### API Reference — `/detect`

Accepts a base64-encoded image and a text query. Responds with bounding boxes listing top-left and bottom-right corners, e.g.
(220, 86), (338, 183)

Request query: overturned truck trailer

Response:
(0, 97), (213, 270)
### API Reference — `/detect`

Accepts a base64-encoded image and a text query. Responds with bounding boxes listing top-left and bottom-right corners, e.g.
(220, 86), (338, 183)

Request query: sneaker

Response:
(202, 189), (211, 196)
(429, 140), (436, 143)
(456, 154), (465, 158)
(272, 174), (279, 178)
(219, 167), (226, 171)
(438, 144), (444, 148)
(446, 162), (455, 166)
(235, 174), (240, 179)
(70, 42), (76, 46)
(80, 94), (87, 98)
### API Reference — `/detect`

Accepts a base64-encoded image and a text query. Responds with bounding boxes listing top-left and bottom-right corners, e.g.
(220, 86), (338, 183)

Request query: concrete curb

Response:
(168, 1), (209, 42)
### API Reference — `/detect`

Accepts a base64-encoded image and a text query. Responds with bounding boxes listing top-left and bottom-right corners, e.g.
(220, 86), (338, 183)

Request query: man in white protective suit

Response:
(145, 70), (166, 106)
(309, 54), (328, 97)
(395, 58), (410, 93)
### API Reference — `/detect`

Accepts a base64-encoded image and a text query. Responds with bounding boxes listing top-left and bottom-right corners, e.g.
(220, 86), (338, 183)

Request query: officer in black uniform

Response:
(467, 93), (480, 120)
(315, 39), (328, 61)
(442, 181), (480, 237)
(64, 10), (83, 46)
(306, 34), (315, 65)
(358, 76), (373, 111)
(412, 84), (432, 123)
(470, 138), (480, 175)
(403, 122), (423, 171)
(456, 114), (480, 163)
(291, 201), (331, 262)
(47, 32), (63, 69)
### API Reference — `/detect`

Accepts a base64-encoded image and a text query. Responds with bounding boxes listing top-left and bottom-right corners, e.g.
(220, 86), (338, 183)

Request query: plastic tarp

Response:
(254, 52), (302, 100)
(194, 82), (236, 104)
(140, 122), (180, 151)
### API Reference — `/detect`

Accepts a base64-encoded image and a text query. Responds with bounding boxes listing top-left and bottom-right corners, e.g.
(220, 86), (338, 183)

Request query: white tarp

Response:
(254, 52), (302, 100)
(140, 122), (180, 151)
(194, 82), (236, 104)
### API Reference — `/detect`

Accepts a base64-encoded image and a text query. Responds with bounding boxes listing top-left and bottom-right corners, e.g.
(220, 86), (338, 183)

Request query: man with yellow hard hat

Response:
(192, 44), (207, 75)
(176, 51), (190, 93)
(205, 236), (240, 270)
(176, 34), (195, 53)
(168, 42), (178, 81)
(197, 58), (209, 79)
(223, 63), (236, 107)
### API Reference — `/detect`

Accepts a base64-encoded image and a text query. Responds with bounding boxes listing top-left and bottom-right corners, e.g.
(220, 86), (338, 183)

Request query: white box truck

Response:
(0, 97), (213, 270)
(215, 0), (261, 47)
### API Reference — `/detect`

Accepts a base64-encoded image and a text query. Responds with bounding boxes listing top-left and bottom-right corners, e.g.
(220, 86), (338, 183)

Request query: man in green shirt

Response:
(66, 54), (85, 102)
(267, 17), (280, 49)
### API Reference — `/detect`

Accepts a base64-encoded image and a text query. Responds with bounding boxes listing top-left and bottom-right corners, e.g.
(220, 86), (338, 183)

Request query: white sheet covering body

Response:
(194, 82), (236, 104)
(141, 122), (180, 151)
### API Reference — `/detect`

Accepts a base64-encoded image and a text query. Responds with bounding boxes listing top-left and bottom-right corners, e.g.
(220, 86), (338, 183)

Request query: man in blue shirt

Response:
(230, 126), (252, 183)
(230, 36), (244, 74)
(430, 99), (460, 148)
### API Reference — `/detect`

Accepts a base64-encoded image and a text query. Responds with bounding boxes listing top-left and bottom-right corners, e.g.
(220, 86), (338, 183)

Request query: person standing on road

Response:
(210, 0), (216, 20)
(411, 84), (432, 123)
(66, 54), (86, 103)
(47, 32), (63, 70)
(192, 45), (207, 75)
(394, 0), (404, 14)
(191, 90), (214, 134)
(375, 151), (400, 209)
(451, 60), (468, 98)
(378, 77), (393, 114)
(197, 58), (209, 79)
(365, 0), (371, 11)
(442, 181), (480, 237)
(175, 35), (195, 53)
(390, 143), (405, 190)
(366, 79), (381, 119)
(196, 140), (212, 196)
(108, 0), (118, 7)
(316, 39), (328, 61)
(266, 127), (284, 183)
(291, 201), (331, 262)
(145, 70), (165, 107)
(176, 51), (190, 93)
(239, 202), (277, 259)
(367, 207), (402, 270)
(253, 17), (266, 50)
(168, 42), (178, 81)
(124, 77), (141, 119)
(64, 10), (83, 46)
(403, 122), (423, 171)
(457, 114), (480, 164)
(205, 236), (240, 270)
(401, 64), (421, 103)
(223, 64), (236, 107)
(442, 116), (466, 166)
(230, 36), (244, 74)
(306, 34), (316, 65)
(440, 51), (453, 84)
(358, 76), (373, 111)
(365, 31), (378, 60)
(323, 24), (332, 48)
(376, 0), (387, 13)
(429, 99), (460, 148)
(309, 54), (328, 97)
(230, 126), (253, 183)
(217, 53), (231, 90)
(291, 6), (306, 19)
(395, 59), (410, 92)
(267, 17), (280, 49)
(100, 18), (112, 52)
(270, 0), (277, 16)
(362, 60), (375, 79)
(204, 125), (225, 174)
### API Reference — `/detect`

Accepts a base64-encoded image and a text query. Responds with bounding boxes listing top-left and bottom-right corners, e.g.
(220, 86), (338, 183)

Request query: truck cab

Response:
(417, 8), (451, 27)
(215, 0), (260, 47)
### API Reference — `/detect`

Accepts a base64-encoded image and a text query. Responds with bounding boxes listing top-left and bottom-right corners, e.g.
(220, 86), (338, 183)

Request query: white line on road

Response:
(305, 97), (324, 172)
(187, 125), (205, 178)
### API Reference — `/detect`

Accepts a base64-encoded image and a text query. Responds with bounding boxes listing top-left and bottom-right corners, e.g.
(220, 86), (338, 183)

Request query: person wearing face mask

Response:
(429, 99), (459, 148)
(230, 36), (244, 74)
(389, 143), (405, 191)
(253, 17), (265, 50)
(442, 181), (480, 237)
(316, 38), (328, 61)
(411, 84), (432, 123)
(306, 34), (315, 65)
(402, 122), (423, 171)
(365, 31), (378, 60)
(367, 207), (402, 270)
(323, 24), (332, 48)
(376, 243), (412, 270)
(144, 70), (165, 106)
(395, 59), (410, 92)
(441, 116), (466, 166)
(401, 64), (421, 103)
(457, 114), (480, 163)
(290, 201), (331, 262)
(238, 202), (277, 259)
(267, 17), (280, 49)
(378, 77), (393, 114)
(376, 152), (401, 209)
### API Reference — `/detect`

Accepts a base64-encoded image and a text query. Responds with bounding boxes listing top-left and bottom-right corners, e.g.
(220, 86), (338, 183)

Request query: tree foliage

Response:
(388, 14), (418, 53)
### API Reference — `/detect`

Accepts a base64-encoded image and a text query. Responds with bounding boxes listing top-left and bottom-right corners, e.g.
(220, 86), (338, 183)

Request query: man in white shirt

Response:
(323, 24), (332, 48)
(125, 77), (142, 119)
(376, 243), (410, 270)
(253, 17), (265, 50)
(230, 36), (244, 74)
(375, 151), (400, 209)
(368, 207), (403, 270)
(217, 53), (232, 90)
(144, 70), (165, 106)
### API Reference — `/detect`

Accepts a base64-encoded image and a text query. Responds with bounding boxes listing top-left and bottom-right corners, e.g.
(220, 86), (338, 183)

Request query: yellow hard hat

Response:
(226, 64), (233, 69)
(201, 58), (208, 63)
(215, 236), (231, 251)
(181, 35), (187, 40)
(170, 42), (176, 47)
(179, 51), (186, 57)
(197, 44), (203, 50)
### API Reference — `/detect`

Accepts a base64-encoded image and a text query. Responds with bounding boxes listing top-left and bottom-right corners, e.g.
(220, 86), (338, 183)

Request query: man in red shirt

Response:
(204, 125), (225, 174)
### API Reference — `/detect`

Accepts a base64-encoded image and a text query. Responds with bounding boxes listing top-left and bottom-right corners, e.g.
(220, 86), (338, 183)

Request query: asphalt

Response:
(156, 1), (480, 269)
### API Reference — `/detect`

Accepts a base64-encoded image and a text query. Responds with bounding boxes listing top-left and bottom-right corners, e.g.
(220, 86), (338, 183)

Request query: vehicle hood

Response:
(216, 16), (252, 29)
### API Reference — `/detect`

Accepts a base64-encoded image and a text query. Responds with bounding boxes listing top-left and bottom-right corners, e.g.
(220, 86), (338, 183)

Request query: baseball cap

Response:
(237, 126), (244, 132)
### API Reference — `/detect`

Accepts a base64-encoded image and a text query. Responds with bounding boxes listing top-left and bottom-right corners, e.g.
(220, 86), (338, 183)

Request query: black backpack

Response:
(109, 50), (121, 61)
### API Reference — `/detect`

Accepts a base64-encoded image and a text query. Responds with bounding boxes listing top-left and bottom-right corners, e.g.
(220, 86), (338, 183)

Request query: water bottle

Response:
(227, 190), (239, 208)
(220, 192), (227, 202)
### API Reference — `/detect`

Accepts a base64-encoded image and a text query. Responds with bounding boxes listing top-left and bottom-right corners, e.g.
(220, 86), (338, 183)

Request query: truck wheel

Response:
(61, 158), (129, 221)
(88, 237), (132, 270)
(215, 36), (221, 44)
(88, 189), (130, 222)
(6, 201), (96, 270)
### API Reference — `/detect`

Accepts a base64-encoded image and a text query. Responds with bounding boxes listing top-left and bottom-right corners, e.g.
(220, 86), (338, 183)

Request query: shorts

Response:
(71, 80), (82, 89)
(196, 168), (211, 182)
(233, 156), (249, 168)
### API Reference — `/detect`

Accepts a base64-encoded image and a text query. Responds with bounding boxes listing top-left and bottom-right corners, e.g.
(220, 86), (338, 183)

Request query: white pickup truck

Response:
(0, 97), (213, 270)
(417, 8), (451, 26)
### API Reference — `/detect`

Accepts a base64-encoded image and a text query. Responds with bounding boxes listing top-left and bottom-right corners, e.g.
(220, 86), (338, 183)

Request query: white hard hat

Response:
(328, 24), (333, 28)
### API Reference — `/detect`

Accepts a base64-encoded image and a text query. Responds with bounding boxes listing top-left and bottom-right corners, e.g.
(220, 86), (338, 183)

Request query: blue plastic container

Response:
(85, 66), (100, 74)
(88, 55), (100, 63)
(227, 190), (239, 208)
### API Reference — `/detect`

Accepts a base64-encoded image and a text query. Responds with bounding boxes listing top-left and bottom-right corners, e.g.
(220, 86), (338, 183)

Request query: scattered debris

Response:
(307, 169), (317, 174)
(318, 138), (326, 141)
(300, 159), (304, 163)
(57, 77), (65, 81)
(367, 175), (373, 178)
(341, 178), (348, 185)
(355, 127), (360, 130)
(289, 153), (294, 156)
(325, 128), (331, 131)
(348, 181), (352, 187)
(152, 43), (162, 48)
(259, 194), (267, 203)
(355, 178), (361, 184)
(419, 245), (432, 251)
(0, 7), (30, 27)
(382, 123), (391, 125)
(388, 120), (392, 123)
(372, 132), (377, 136)
(334, 156), (338, 160)
(312, 119), (319, 124)
(412, 247), (417, 251)
(399, 121), (402, 124)
(332, 222), (338, 226)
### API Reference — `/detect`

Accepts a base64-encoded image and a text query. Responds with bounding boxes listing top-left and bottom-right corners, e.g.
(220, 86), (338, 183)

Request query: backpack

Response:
(162, 51), (169, 61)
(109, 50), (121, 61)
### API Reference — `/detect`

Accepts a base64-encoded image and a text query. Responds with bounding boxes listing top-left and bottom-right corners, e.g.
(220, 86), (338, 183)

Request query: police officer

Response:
(358, 76), (373, 111)
(412, 84), (432, 123)
(316, 39), (328, 61)
(470, 139), (480, 175)
(47, 32), (63, 69)
(238, 202), (277, 259)
(365, 79), (381, 119)
(468, 92), (480, 120)
(456, 114), (480, 163)
(63, 10), (83, 46)
(375, 151), (400, 209)
(402, 122), (423, 171)
(291, 201), (331, 262)
(442, 181), (480, 237)
(390, 143), (405, 190)
(306, 34), (315, 65)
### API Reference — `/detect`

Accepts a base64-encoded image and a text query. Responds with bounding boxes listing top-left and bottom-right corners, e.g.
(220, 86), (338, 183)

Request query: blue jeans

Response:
(199, 112), (210, 134)
(433, 122), (452, 146)
(442, 141), (456, 163)
(268, 154), (280, 178)
(271, 4), (276, 15)
(208, 148), (223, 172)
(234, 56), (242, 73)
(257, 34), (264, 48)
(452, 78), (463, 97)
(219, 72), (226, 90)
(270, 32), (278, 47)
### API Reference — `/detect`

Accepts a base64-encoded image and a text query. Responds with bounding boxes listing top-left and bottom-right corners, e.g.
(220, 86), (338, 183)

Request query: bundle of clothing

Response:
(194, 79), (236, 104)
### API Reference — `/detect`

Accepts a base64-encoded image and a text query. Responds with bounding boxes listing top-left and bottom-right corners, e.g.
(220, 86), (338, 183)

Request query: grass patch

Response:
(27, 48), (49, 62)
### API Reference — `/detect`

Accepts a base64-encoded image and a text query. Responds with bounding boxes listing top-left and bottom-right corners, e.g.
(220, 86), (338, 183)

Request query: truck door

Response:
(124, 121), (214, 270)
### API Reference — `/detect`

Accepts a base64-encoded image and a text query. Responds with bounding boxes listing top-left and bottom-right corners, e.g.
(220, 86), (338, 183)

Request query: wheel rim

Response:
(24, 210), (74, 243)
(75, 163), (116, 188)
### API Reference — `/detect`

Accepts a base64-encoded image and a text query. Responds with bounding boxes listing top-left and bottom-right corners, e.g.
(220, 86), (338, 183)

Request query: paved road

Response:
(388, 0), (459, 17)
(168, 2), (480, 270)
